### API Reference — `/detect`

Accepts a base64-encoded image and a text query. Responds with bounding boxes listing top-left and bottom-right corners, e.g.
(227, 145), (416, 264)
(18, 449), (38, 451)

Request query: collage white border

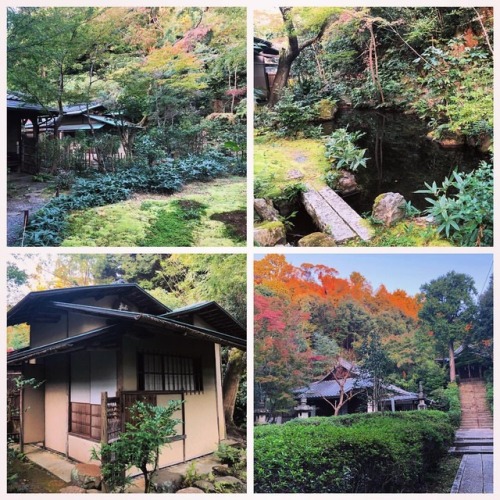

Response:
(1, 1), (497, 497)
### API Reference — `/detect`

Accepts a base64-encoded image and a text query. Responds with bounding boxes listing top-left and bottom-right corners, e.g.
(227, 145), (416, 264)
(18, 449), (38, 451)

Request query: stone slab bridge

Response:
(301, 187), (373, 243)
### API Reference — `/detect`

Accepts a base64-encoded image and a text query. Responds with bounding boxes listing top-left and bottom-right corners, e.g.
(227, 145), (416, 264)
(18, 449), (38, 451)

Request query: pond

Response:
(322, 109), (488, 214)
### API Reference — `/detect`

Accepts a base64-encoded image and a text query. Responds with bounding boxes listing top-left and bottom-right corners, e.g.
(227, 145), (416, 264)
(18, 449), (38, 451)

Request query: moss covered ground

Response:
(61, 177), (246, 247)
(254, 135), (330, 198)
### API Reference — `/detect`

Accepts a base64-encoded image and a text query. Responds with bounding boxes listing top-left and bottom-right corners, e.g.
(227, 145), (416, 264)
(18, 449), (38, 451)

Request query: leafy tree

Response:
(254, 292), (314, 414)
(419, 271), (477, 382)
(268, 7), (340, 106)
(8, 7), (100, 129)
(474, 275), (493, 344)
(357, 329), (392, 411)
(94, 400), (182, 493)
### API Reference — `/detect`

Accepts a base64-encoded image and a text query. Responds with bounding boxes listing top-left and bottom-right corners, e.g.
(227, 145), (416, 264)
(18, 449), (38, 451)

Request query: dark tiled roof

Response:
(7, 93), (56, 113)
(164, 301), (246, 340)
(7, 284), (171, 325)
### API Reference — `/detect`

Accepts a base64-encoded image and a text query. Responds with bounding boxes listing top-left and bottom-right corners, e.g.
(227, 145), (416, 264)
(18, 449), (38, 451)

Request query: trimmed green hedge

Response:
(254, 411), (455, 493)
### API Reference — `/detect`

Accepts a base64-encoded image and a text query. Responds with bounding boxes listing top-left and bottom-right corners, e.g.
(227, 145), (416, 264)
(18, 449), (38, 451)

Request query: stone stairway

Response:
(449, 379), (493, 455)
(458, 379), (493, 429)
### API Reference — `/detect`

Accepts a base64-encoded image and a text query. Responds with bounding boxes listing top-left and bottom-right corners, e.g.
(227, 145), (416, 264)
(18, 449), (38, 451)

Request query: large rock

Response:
(70, 463), (101, 490)
(254, 198), (279, 222)
(213, 476), (244, 492)
(152, 470), (183, 493)
(194, 480), (216, 493)
(372, 192), (406, 226)
(316, 99), (338, 121)
(337, 171), (358, 195)
(298, 232), (336, 247)
(176, 487), (205, 493)
(254, 221), (286, 247)
(212, 464), (230, 476)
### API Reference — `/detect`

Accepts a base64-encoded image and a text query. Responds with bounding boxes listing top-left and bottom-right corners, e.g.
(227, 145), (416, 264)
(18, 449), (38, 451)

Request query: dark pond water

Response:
(322, 109), (488, 214)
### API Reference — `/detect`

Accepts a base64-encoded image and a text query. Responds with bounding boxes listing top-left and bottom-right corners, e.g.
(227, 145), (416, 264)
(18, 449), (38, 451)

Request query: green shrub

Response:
(324, 128), (368, 172)
(215, 443), (243, 467)
(255, 411), (455, 493)
(430, 382), (461, 428)
(415, 161), (493, 247)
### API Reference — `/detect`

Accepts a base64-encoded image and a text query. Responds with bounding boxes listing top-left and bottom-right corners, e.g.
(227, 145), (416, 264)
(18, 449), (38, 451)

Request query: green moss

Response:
(345, 220), (451, 247)
(61, 202), (150, 247)
(61, 177), (246, 247)
(257, 220), (284, 230)
(254, 136), (330, 198)
(141, 200), (207, 247)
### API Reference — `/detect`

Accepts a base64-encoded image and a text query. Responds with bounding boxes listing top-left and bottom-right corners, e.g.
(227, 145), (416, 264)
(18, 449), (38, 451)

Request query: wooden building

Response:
(254, 37), (279, 101)
(295, 360), (427, 417)
(7, 284), (246, 468)
(7, 93), (55, 173)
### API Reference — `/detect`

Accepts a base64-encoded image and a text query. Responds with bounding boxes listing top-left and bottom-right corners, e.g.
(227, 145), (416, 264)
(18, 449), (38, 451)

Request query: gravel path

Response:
(7, 174), (53, 246)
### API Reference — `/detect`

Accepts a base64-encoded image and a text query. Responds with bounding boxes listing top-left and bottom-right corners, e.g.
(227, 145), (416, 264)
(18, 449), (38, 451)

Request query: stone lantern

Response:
(294, 395), (314, 419)
(254, 398), (270, 424)
(417, 381), (427, 410)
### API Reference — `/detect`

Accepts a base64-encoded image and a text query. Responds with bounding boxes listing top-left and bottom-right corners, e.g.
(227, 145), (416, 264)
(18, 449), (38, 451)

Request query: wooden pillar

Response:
(101, 391), (108, 445)
(19, 388), (24, 454)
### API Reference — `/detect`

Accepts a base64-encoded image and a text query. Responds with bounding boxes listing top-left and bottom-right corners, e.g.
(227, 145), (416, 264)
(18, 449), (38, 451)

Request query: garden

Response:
(254, 254), (493, 492)
(254, 7), (493, 247)
(8, 7), (246, 246)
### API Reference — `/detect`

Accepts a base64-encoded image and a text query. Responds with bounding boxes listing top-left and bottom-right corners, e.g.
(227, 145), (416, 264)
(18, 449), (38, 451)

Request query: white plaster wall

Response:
(44, 355), (69, 455)
(70, 353), (90, 402)
(90, 351), (117, 403)
(22, 364), (45, 444)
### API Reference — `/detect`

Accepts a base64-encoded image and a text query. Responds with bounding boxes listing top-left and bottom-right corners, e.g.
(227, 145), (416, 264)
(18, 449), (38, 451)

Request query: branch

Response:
(473, 8), (493, 56)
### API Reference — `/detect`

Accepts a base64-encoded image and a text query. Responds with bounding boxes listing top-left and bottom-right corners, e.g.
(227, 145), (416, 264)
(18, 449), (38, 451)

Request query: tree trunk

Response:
(448, 340), (456, 382)
(222, 348), (245, 429)
(268, 7), (332, 107)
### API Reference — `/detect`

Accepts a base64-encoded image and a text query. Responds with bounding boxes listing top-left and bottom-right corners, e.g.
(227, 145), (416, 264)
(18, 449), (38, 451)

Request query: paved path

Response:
(451, 453), (493, 493)
(24, 445), (74, 483)
(450, 428), (493, 493)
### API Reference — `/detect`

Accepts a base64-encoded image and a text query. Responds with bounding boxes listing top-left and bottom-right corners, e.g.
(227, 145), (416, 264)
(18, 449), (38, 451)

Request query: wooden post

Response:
(101, 391), (108, 445)
(19, 388), (24, 454)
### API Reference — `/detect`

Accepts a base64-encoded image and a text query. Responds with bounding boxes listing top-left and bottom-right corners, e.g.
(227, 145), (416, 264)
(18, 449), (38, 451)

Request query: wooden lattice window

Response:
(70, 403), (101, 440)
(137, 353), (203, 393)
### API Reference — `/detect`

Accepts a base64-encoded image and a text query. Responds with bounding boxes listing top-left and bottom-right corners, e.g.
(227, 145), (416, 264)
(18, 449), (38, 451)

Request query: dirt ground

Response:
(8, 457), (69, 493)
(7, 173), (54, 246)
(210, 210), (246, 240)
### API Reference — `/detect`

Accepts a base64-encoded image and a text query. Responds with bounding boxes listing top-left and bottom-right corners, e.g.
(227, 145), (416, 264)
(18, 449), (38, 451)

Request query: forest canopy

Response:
(254, 255), (492, 415)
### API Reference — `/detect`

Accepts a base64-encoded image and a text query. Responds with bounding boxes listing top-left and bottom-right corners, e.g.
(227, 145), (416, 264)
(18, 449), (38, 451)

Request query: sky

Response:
(255, 253), (493, 297)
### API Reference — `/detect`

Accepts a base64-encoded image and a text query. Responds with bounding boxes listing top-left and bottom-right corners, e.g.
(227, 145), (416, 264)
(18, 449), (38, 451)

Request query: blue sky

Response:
(255, 254), (493, 297)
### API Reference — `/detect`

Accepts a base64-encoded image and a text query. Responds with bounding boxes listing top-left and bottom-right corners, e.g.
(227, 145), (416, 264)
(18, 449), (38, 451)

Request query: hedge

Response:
(254, 411), (455, 493)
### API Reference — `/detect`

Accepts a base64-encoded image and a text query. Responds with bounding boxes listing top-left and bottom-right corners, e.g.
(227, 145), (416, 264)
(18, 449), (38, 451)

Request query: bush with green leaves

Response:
(93, 400), (182, 493)
(415, 161), (493, 246)
(324, 128), (368, 171)
(262, 89), (317, 138)
(255, 411), (455, 493)
(412, 44), (493, 144)
(430, 382), (461, 428)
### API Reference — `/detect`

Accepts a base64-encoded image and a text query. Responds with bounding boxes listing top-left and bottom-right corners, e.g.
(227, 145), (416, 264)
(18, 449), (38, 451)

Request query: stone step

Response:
(454, 440), (493, 447)
(301, 187), (373, 243)
(302, 189), (355, 243)
(449, 445), (494, 455)
(318, 187), (373, 241)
